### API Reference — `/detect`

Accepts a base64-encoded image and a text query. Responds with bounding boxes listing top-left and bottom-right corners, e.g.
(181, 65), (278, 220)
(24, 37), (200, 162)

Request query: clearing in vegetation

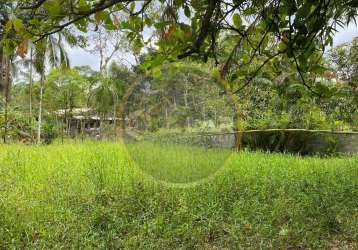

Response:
(0, 141), (357, 249)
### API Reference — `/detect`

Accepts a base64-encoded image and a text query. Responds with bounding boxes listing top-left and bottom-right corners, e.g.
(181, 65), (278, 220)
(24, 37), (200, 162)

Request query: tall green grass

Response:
(0, 141), (357, 249)
(127, 141), (232, 184)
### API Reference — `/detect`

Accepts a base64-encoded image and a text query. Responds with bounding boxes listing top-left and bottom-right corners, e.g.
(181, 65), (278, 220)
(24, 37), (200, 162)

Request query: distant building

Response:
(55, 108), (127, 137)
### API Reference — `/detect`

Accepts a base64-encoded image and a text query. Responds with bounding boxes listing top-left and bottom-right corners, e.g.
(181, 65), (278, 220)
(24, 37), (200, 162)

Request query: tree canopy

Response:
(2, 1), (358, 87)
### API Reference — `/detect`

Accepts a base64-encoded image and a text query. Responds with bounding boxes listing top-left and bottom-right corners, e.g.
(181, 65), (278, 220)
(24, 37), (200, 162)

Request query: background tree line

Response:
(1, 37), (357, 143)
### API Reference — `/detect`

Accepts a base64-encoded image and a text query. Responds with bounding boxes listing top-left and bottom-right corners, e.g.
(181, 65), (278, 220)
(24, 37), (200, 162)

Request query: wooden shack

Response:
(55, 108), (127, 137)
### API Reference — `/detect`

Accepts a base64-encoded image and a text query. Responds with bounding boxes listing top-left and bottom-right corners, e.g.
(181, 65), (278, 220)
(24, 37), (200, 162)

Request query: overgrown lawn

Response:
(0, 141), (357, 249)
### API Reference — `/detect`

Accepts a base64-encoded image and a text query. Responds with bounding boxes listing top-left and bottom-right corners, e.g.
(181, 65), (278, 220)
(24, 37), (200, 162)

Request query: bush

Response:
(42, 117), (59, 144)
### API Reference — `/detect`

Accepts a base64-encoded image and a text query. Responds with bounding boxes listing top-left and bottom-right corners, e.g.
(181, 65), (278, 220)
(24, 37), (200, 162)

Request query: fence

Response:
(144, 129), (358, 155)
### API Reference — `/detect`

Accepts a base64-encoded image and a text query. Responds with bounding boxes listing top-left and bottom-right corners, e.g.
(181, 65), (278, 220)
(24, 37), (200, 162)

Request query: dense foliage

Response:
(2, 1), (358, 91)
(1, 52), (358, 143)
(1, 1), (358, 142)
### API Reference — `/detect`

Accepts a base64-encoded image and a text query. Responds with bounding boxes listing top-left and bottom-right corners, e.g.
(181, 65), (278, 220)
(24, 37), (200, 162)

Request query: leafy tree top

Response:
(1, 0), (358, 96)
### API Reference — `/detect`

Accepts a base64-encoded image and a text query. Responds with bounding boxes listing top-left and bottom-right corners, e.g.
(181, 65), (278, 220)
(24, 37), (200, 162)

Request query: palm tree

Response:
(0, 50), (31, 143)
(0, 50), (11, 143)
(0, 3), (13, 143)
(0, 48), (27, 143)
(33, 31), (74, 144)
(88, 75), (121, 137)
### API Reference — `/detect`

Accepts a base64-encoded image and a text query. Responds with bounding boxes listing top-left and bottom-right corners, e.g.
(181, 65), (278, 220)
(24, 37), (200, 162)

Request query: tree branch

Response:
(220, 39), (242, 78)
(129, 0), (153, 16)
(232, 51), (283, 95)
(31, 0), (128, 42)
(292, 52), (321, 96)
(177, 0), (218, 59)
(20, 0), (47, 10)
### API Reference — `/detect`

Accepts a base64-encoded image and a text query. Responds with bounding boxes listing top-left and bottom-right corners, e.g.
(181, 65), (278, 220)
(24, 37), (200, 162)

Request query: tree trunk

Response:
(165, 106), (169, 128)
(173, 95), (177, 109)
(29, 48), (34, 140)
(99, 113), (104, 139)
(112, 89), (118, 140)
(113, 102), (117, 139)
(59, 114), (64, 144)
(37, 73), (45, 144)
(29, 48), (33, 120)
(225, 88), (245, 151)
(4, 89), (9, 144)
(233, 103), (245, 151)
(64, 108), (68, 136)
(1, 54), (11, 144)
(81, 119), (84, 142)
(214, 111), (218, 127)
(202, 106), (206, 122)
(183, 82), (190, 129)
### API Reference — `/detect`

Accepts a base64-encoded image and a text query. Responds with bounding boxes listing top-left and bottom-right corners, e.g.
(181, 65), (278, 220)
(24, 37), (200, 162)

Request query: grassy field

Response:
(0, 141), (357, 249)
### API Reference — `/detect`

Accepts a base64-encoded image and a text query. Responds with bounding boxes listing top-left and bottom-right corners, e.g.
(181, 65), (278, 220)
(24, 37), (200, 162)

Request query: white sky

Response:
(332, 23), (358, 45)
(68, 24), (358, 70)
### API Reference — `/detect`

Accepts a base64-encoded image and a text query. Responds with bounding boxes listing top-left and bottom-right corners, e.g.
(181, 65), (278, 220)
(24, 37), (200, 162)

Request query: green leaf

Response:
(230, 72), (238, 82)
(287, 83), (307, 94)
(144, 17), (153, 26)
(154, 21), (170, 29)
(130, 2), (136, 12)
(1, 39), (16, 55)
(314, 82), (332, 97)
(75, 19), (88, 32)
(44, 0), (61, 16)
(104, 15), (116, 30)
(278, 41), (287, 52)
(132, 37), (143, 54)
(233, 13), (242, 28)
(78, 0), (90, 11)
(184, 6), (191, 18)
(152, 67), (161, 77)
(310, 65), (327, 74)
(5, 20), (13, 32)
(173, 29), (186, 42)
(12, 18), (24, 33)
(211, 68), (221, 81)
(95, 11), (107, 24)
(296, 3), (312, 19)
